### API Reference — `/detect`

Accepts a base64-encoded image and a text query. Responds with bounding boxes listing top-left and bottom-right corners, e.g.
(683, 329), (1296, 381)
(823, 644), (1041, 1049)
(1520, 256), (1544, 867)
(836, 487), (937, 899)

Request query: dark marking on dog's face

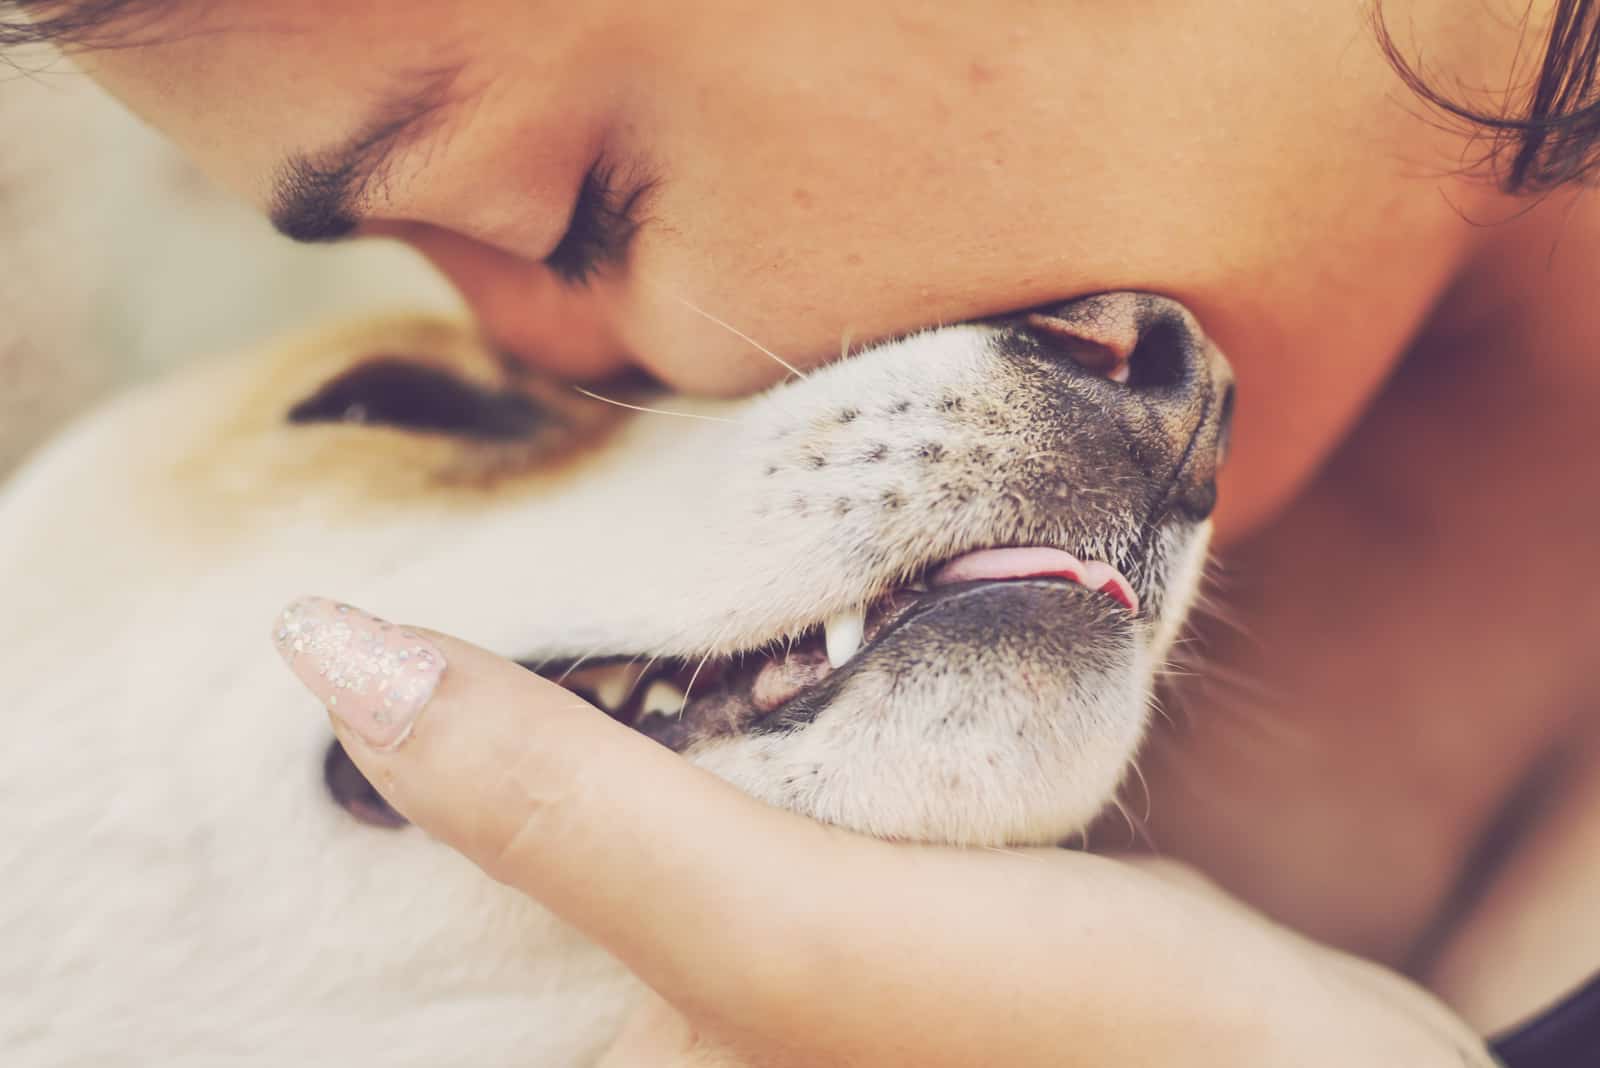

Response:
(262, 328), (637, 499)
(287, 358), (548, 440)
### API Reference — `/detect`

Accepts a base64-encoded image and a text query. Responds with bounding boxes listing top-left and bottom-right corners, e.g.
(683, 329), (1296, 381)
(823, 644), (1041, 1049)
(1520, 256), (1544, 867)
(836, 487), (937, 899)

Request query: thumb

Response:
(270, 596), (876, 1031)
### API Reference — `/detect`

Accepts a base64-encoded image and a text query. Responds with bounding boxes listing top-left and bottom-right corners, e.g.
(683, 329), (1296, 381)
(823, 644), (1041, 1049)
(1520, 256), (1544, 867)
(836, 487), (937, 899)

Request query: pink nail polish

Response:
(272, 597), (445, 750)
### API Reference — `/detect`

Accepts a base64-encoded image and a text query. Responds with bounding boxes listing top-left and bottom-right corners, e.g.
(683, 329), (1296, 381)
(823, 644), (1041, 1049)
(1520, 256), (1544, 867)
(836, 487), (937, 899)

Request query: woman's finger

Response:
(269, 596), (886, 1041)
(272, 596), (1441, 1066)
(597, 992), (748, 1068)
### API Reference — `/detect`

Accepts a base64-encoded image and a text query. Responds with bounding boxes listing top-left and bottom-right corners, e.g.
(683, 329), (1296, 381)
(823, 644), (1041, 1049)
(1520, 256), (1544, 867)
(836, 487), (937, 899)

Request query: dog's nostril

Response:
(1123, 318), (1191, 391)
(1021, 313), (1131, 381)
(323, 738), (409, 829)
(1020, 304), (1197, 391)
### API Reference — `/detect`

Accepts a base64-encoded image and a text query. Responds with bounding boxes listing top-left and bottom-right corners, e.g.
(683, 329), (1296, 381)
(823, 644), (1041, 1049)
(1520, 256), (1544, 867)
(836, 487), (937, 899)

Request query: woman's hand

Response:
(274, 597), (1493, 1067)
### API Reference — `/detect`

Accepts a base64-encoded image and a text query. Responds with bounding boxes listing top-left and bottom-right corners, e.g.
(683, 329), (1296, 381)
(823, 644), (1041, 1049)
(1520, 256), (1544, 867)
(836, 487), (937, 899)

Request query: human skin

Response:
(44, 0), (1600, 1058)
(79, 0), (1526, 547)
(279, 604), (1496, 1067)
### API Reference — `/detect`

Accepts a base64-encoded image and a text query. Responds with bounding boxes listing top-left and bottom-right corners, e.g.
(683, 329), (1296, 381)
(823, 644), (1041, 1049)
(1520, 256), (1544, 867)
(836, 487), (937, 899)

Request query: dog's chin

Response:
(679, 578), (1150, 846)
(325, 574), (1148, 844)
(560, 529), (1209, 848)
(537, 559), (1162, 847)
(632, 575), (1136, 752)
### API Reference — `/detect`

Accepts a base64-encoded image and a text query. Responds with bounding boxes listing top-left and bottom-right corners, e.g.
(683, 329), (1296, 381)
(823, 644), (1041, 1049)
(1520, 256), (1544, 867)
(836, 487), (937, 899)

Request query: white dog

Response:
(0, 293), (1231, 1066)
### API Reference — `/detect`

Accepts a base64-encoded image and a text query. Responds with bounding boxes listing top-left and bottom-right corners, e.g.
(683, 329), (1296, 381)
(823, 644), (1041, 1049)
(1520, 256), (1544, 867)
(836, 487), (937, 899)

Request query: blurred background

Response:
(0, 52), (463, 476)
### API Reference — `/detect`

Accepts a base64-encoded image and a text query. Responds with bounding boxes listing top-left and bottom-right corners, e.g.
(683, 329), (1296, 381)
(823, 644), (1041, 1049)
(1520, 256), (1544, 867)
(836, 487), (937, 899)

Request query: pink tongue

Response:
(930, 547), (1139, 614)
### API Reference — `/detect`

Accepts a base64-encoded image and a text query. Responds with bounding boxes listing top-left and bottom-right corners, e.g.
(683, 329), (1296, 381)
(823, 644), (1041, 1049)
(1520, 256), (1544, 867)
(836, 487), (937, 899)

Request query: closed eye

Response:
(543, 159), (656, 286)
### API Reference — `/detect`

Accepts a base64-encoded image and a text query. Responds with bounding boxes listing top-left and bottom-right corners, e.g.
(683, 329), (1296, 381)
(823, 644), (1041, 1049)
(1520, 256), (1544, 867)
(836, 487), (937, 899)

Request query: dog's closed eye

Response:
(287, 358), (547, 441)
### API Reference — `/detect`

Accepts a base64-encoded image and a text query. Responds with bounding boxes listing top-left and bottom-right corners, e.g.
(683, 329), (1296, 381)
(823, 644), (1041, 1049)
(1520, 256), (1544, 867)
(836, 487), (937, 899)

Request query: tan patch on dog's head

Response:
(163, 315), (629, 525)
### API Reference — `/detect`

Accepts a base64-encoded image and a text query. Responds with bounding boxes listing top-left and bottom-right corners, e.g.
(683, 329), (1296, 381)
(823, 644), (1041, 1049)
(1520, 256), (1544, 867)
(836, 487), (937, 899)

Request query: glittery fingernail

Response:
(272, 597), (445, 750)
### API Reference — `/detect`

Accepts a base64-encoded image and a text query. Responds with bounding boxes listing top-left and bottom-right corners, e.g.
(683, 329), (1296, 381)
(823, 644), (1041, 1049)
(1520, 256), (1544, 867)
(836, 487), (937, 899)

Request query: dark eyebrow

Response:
(268, 65), (463, 243)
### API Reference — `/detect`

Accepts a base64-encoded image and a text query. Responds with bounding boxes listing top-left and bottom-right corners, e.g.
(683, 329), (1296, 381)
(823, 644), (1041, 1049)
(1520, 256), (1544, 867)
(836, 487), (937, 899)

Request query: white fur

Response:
(0, 316), (1210, 1065)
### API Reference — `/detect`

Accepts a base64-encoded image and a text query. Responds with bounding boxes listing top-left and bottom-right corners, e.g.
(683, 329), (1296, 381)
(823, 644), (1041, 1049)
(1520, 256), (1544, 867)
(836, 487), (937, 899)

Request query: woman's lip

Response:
(930, 546), (1139, 615)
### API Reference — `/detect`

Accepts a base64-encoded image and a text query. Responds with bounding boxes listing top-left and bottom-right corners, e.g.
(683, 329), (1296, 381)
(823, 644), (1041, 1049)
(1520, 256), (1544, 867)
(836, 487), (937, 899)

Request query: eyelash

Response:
(543, 160), (652, 286)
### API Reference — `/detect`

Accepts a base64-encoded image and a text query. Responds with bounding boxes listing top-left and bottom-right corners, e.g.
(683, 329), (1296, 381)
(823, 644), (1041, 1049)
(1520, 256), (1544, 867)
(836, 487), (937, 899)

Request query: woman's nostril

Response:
(323, 737), (409, 830)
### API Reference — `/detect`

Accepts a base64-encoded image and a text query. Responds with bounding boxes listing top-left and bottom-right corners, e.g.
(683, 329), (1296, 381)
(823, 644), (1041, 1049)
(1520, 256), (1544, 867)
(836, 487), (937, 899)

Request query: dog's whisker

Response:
(647, 283), (807, 380)
(678, 648), (716, 718)
(1111, 792), (1162, 853)
(978, 844), (1048, 862)
(1162, 650), (1320, 769)
(1146, 690), (1180, 730)
(1107, 798), (1140, 849)
(1188, 661), (1286, 708)
(570, 386), (737, 424)
(1124, 755), (1152, 821)
(553, 654), (595, 686)
(1188, 595), (1255, 644)
(1130, 818), (1161, 854)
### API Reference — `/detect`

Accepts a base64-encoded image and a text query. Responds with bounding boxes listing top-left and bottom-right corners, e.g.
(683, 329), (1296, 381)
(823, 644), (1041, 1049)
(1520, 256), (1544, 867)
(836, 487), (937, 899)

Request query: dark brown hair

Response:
(1375, 0), (1600, 193)
(0, 0), (153, 49)
(5, 0), (1600, 195)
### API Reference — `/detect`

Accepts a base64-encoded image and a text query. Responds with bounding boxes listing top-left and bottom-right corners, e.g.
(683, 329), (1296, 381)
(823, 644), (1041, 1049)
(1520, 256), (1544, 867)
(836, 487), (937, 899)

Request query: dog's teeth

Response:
(640, 681), (686, 720)
(824, 609), (866, 668)
(590, 664), (643, 711)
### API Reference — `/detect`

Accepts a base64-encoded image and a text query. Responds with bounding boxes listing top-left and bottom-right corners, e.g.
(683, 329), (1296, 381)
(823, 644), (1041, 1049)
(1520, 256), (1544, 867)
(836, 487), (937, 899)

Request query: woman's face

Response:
(78, 0), (1509, 534)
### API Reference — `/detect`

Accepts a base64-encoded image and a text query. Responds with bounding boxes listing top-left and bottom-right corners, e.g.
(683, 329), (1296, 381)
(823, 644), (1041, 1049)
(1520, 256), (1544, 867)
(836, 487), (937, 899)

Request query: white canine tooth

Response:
(640, 680), (686, 720)
(590, 664), (643, 711)
(824, 609), (866, 668)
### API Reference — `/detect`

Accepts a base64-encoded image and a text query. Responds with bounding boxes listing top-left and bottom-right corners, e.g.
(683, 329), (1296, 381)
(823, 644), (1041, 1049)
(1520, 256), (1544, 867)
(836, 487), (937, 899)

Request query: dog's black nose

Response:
(1012, 293), (1234, 521)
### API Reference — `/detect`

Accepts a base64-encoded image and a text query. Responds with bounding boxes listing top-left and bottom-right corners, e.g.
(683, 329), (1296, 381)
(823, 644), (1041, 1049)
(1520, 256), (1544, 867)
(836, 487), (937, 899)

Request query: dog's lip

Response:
(931, 547), (1138, 615)
(327, 569), (1132, 824)
(743, 574), (1132, 738)
(844, 573), (1125, 668)
(515, 545), (1141, 752)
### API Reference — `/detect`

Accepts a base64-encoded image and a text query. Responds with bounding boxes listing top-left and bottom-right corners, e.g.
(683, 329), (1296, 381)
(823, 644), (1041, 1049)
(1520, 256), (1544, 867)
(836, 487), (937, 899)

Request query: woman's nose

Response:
(379, 221), (634, 380)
